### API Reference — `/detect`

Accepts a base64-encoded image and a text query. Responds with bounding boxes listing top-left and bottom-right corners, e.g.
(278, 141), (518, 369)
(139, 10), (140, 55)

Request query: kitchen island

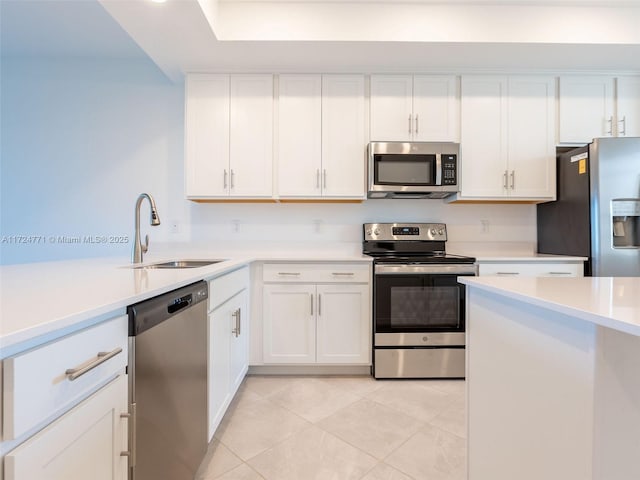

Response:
(460, 276), (640, 480)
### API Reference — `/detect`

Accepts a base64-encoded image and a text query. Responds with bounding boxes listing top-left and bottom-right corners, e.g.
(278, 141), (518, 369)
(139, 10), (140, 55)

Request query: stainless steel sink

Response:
(131, 260), (226, 269)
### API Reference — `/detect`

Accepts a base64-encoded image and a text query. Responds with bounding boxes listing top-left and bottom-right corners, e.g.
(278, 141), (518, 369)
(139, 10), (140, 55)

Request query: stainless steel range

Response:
(363, 223), (477, 379)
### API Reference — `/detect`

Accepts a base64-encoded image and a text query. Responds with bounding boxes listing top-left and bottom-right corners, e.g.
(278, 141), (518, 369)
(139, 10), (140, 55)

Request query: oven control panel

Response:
(364, 223), (447, 241)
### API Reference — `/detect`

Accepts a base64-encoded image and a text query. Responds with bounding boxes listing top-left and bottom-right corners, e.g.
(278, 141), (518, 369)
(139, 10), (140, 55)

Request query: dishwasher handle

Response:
(167, 294), (192, 314)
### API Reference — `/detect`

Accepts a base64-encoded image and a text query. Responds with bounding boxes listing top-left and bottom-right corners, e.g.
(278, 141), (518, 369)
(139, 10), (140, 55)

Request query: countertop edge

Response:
(460, 277), (640, 337)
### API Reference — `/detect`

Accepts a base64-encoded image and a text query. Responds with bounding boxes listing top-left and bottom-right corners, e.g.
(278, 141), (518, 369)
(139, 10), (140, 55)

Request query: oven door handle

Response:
(374, 264), (478, 275)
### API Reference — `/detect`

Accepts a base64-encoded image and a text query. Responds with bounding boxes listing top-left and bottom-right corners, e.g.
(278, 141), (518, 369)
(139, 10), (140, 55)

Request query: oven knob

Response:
(422, 336), (429, 343)
(366, 229), (372, 236)
(374, 228), (380, 236)
(430, 228), (436, 236)
(438, 229), (444, 235)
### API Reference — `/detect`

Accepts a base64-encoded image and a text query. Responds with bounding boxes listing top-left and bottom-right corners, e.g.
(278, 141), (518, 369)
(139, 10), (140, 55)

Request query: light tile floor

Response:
(196, 375), (466, 480)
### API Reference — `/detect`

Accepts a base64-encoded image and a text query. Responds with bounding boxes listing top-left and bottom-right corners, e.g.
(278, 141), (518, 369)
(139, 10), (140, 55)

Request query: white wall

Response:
(0, 56), (536, 265)
(0, 57), (188, 264)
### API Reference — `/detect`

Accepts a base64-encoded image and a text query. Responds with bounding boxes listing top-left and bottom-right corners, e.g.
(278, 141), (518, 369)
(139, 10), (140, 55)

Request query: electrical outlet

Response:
(313, 219), (323, 233)
(480, 219), (490, 234)
(232, 219), (240, 233)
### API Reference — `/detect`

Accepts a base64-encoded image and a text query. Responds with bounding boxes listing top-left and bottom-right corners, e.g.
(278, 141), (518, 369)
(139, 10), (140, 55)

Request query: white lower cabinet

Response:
(4, 374), (128, 480)
(262, 263), (371, 365)
(207, 267), (249, 440)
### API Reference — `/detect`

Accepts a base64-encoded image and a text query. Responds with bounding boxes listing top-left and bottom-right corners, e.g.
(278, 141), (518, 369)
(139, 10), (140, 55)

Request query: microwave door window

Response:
(374, 154), (436, 185)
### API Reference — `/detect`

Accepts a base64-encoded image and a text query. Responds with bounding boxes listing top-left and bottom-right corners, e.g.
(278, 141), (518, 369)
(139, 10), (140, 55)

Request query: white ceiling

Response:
(3, 0), (640, 82)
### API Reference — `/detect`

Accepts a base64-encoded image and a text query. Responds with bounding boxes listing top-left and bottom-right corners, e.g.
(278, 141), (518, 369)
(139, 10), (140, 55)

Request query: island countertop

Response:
(459, 276), (640, 336)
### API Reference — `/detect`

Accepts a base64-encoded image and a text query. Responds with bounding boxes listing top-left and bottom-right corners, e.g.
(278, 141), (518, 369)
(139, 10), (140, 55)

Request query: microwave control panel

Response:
(442, 155), (457, 185)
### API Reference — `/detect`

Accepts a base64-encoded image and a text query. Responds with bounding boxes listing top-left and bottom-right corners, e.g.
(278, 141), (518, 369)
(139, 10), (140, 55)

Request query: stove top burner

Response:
(367, 253), (476, 265)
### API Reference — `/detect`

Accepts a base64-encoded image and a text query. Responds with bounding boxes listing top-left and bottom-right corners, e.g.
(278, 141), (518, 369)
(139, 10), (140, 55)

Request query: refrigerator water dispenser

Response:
(612, 199), (640, 249)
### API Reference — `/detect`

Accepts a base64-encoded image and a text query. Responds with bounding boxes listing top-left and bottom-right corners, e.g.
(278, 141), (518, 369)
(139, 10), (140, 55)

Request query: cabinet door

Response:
(263, 284), (316, 364)
(229, 290), (249, 396)
(559, 76), (615, 143)
(321, 75), (367, 198)
(460, 76), (508, 197)
(208, 303), (232, 440)
(316, 284), (370, 364)
(616, 76), (640, 137)
(412, 75), (459, 142)
(370, 75), (413, 141)
(4, 375), (128, 480)
(185, 74), (230, 197)
(229, 74), (274, 197)
(507, 76), (556, 199)
(278, 75), (322, 196)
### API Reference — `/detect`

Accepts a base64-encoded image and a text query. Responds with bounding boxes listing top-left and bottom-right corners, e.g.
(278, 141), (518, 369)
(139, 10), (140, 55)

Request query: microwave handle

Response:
(435, 154), (442, 186)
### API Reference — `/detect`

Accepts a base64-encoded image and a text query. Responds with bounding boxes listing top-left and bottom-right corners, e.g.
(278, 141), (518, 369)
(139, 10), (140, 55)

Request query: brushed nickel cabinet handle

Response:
(310, 294), (314, 316)
(237, 308), (241, 336)
(230, 169), (235, 188)
(332, 272), (355, 276)
(316, 169), (320, 188)
(607, 116), (613, 136)
(231, 309), (239, 337)
(415, 114), (419, 135)
(503, 170), (508, 190)
(278, 272), (301, 276)
(619, 116), (627, 136)
(318, 294), (322, 316)
(496, 272), (520, 276)
(224, 169), (228, 189)
(408, 114), (412, 134)
(65, 347), (123, 381)
(548, 271), (572, 276)
(323, 169), (327, 189)
(510, 170), (515, 190)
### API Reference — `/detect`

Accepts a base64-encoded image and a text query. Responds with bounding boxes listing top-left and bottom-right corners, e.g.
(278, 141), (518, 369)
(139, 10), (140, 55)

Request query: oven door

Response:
(373, 264), (475, 346)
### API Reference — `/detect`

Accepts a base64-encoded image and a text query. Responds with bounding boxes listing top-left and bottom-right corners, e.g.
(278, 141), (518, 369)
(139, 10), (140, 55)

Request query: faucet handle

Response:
(142, 234), (149, 254)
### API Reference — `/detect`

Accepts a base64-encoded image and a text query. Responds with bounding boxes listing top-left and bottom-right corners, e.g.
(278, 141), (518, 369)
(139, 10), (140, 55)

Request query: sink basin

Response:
(131, 260), (226, 269)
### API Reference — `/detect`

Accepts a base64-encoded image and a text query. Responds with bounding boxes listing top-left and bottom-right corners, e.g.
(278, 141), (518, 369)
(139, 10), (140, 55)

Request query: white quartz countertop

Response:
(460, 276), (640, 336)
(0, 252), (372, 357)
(0, 244), (586, 357)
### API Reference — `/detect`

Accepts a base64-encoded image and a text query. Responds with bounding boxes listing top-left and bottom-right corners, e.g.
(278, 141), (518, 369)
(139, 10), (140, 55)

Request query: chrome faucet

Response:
(132, 193), (161, 263)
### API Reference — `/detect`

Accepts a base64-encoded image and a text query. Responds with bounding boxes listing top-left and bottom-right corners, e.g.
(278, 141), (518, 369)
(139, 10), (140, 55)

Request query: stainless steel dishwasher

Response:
(127, 281), (209, 480)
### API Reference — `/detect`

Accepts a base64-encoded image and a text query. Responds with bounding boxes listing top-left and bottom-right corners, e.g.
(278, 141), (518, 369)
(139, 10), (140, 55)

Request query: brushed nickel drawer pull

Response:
(496, 272), (520, 276)
(548, 271), (572, 275)
(332, 272), (355, 276)
(65, 347), (123, 381)
(278, 272), (301, 276)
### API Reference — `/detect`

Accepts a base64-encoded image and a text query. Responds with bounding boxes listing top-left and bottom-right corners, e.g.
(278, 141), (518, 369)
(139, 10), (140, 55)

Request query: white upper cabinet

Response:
(277, 74), (366, 199)
(616, 76), (640, 137)
(559, 76), (615, 143)
(507, 76), (556, 198)
(278, 75), (322, 196)
(185, 75), (230, 197)
(459, 75), (556, 200)
(185, 74), (273, 198)
(321, 75), (367, 197)
(370, 75), (459, 142)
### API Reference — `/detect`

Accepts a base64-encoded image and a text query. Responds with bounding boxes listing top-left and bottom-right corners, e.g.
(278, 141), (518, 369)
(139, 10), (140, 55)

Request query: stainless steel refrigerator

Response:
(537, 137), (640, 276)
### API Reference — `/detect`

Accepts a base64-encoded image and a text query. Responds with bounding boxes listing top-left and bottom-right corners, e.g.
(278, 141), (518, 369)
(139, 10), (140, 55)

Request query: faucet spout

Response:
(132, 193), (161, 264)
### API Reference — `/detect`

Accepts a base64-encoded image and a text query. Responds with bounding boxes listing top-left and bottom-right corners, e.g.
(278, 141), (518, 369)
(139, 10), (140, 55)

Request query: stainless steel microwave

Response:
(367, 141), (460, 199)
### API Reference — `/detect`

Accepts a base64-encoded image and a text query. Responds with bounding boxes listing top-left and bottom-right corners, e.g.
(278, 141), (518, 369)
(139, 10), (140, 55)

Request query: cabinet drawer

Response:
(2, 315), (127, 441)
(209, 266), (249, 311)
(478, 262), (583, 277)
(263, 263), (370, 283)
